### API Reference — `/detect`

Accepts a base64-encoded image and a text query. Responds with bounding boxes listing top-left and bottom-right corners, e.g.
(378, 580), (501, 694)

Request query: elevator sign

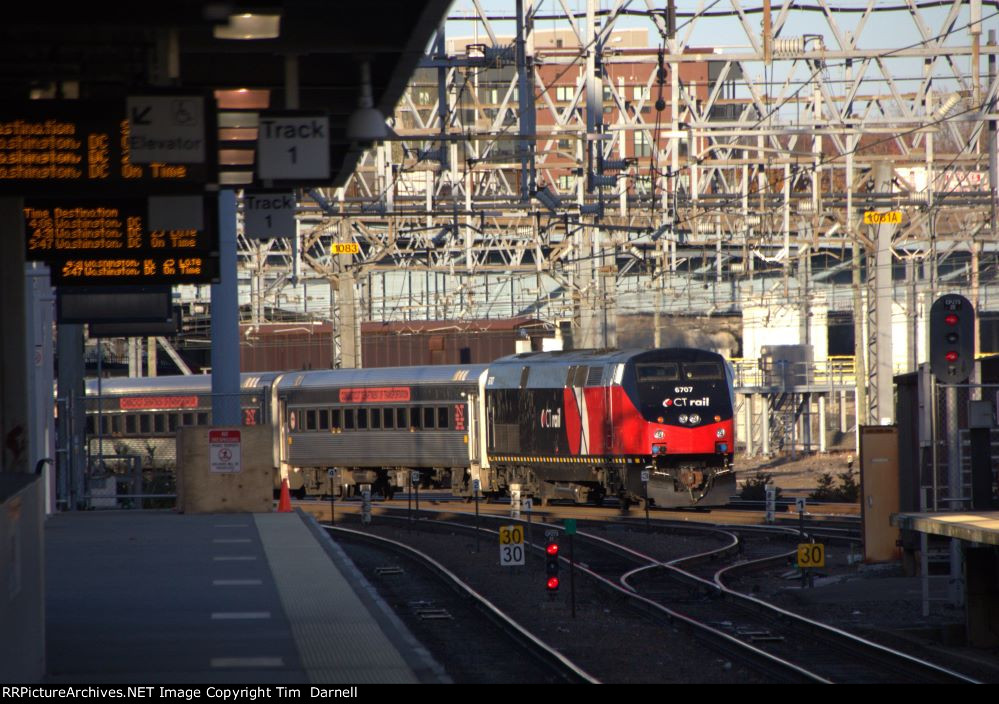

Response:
(209, 429), (242, 474)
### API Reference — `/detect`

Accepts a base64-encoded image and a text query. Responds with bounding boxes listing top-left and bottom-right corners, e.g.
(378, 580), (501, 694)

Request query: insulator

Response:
(579, 203), (603, 216)
(935, 92), (961, 118)
(774, 37), (805, 56)
(602, 159), (629, 171)
(590, 174), (617, 188)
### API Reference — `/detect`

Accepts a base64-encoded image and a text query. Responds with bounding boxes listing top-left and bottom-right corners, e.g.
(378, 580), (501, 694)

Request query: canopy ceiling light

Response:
(346, 61), (388, 145)
(213, 13), (281, 40)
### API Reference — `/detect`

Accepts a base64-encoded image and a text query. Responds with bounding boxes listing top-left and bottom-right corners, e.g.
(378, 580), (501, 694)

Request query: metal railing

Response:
(730, 356), (856, 390)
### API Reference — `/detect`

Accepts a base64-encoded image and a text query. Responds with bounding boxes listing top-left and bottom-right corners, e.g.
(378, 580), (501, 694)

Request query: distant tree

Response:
(810, 472), (837, 501)
(809, 468), (860, 502)
(740, 471), (782, 501)
(836, 469), (859, 502)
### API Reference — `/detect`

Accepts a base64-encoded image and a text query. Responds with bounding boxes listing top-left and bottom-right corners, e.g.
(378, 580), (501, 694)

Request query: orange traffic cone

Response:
(277, 478), (292, 513)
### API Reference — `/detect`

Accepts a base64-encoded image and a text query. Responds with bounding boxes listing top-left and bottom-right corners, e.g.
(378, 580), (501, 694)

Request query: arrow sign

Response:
(131, 105), (152, 126)
(126, 96), (206, 164)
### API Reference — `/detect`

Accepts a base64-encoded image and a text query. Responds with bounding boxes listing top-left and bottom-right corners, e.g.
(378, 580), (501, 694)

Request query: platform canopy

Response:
(0, 1), (451, 187)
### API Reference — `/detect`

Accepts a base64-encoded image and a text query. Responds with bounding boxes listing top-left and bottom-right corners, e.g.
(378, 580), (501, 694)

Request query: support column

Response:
(760, 393), (770, 456)
(1, 198), (28, 475)
(211, 190), (240, 427)
(867, 161), (895, 425)
(147, 336), (157, 377)
(840, 389), (848, 432)
(56, 324), (86, 510)
(818, 395), (827, 453)
(25, 263), (55, 512)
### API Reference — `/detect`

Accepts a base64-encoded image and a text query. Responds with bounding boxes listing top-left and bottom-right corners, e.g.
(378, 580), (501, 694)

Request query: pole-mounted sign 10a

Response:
(930, 294), (975, 384)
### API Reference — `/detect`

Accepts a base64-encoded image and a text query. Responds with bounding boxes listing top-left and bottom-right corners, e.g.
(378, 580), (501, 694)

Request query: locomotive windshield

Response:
(681, 362), (723, 380)
(636, 363), (679, 381)
(636, 361), (722, 381)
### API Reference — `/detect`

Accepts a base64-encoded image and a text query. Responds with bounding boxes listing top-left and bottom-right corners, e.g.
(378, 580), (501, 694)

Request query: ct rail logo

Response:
(540, 407), (562, 428)
(664, 396), (710, 407)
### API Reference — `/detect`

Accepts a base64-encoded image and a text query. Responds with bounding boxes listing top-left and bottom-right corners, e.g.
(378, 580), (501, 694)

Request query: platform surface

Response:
(892, 511), (999, 546)
(44, 509), (442, 683)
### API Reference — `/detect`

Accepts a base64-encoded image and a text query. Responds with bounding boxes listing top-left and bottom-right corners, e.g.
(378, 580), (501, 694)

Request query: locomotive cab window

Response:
(636, 363), (680, 381)
(682, 362), (722, 380)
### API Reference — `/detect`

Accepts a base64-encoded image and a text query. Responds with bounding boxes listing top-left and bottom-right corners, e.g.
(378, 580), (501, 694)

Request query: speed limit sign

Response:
(499, 525), (526, 566)
(797, 543), (825, 568)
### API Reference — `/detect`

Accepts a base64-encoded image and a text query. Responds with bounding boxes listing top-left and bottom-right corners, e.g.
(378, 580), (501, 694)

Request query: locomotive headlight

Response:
(716, 428), (726, 438)
(678, 414), (688, 424)
(688, 413), (701, 424)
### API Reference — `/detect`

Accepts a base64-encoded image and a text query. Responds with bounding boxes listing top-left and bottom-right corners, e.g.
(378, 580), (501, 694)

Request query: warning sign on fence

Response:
(209, 429), (242, 473)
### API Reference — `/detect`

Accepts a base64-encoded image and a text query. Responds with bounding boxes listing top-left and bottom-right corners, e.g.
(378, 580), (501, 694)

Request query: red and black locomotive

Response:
(483, 348), (735, 506)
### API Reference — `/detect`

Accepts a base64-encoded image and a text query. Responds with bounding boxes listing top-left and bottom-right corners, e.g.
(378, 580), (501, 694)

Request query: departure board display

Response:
(0, 100), (213, 193)
(25, 197), (218, 285)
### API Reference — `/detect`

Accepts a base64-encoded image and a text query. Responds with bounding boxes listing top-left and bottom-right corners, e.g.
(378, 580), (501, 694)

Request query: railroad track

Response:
(321, 506), (977, 683)
(326, 524), (599, 684)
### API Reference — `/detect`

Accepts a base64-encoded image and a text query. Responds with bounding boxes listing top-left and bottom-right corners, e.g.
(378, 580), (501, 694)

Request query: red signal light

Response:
(546, 543), (559, 557)
(945, 313), (959, 326)
(946, 350), (959, 362)
(546, 576), (560, 591)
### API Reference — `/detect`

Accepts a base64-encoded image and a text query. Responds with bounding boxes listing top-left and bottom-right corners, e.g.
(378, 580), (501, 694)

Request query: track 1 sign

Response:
(209, 429), (241, 473)
(256, 112), (330, 182)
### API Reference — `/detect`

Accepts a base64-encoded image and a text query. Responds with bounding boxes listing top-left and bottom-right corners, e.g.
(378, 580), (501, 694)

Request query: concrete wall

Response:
(176, 426), (274, 513)
(742, 301), (829, 362)
(0, 474), (45, 683)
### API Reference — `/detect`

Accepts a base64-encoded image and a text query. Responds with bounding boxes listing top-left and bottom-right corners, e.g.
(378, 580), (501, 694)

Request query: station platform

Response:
(892, 511), (999, 648)
(892, 511), (999, 545)
(44, 509), (446, 684)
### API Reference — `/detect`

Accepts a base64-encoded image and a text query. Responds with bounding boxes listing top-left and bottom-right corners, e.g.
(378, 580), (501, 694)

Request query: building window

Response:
(555, 85), (574, 102)
(633, 85), (650, 101)
(635, 130), (652, 158)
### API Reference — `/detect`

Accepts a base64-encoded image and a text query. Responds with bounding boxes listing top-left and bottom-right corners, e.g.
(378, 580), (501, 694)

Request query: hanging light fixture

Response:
(346, 60), (388, 145)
